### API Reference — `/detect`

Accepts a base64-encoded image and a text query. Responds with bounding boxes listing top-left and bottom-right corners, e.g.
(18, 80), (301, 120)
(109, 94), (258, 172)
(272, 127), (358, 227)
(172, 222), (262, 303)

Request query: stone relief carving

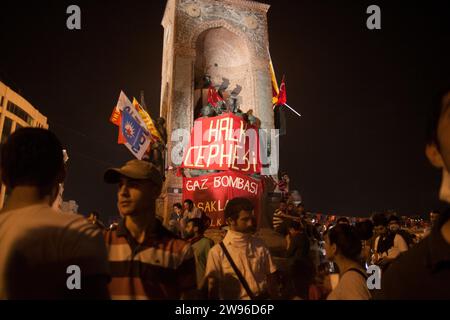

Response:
(184, 3), (201, 17)
(176, 0), (268, 58)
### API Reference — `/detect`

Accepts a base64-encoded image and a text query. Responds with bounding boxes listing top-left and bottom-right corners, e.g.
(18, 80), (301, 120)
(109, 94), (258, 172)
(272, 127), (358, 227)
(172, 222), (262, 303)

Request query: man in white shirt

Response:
(0, 128), (110, 299)
(204, 197), (278, 300)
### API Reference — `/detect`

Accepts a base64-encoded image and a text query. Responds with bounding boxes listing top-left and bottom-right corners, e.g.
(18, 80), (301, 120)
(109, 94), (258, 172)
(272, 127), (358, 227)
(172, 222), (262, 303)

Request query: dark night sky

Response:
(1, 0), (449, 220)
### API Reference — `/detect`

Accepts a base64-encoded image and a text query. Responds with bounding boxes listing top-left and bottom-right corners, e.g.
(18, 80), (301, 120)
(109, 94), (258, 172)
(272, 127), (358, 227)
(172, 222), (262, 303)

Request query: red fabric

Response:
(277, 77), (287, 106)
(272, 85), (279, 104)
(117, 113), (127, 144)
(308, 285), (321, 300)
(207, 86), (224, 107)
(182, 113), (261, 174)
(110, 106), (121, 126)
(308, 284), (329, 300)
(183, 171), (263, 228)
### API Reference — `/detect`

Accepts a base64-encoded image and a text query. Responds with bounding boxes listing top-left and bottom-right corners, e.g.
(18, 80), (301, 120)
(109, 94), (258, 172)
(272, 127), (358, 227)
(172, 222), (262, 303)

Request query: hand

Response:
(285, 234), (291, 248)
(379, 257), (393, 267)
(372, 253), (380, 263)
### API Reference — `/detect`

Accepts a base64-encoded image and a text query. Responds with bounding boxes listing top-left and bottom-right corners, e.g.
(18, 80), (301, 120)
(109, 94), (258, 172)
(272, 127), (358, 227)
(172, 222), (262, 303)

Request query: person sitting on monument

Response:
(274, 172), (290, 200)
(183, 199), (203, 220)
(200, 103), (217, 118)
(168, 202), (184, 237)
(155, 117), (167, 144)
(215, 99), (228, 115)
(246, 109), (261, 128)
(233, 108), (245, 119)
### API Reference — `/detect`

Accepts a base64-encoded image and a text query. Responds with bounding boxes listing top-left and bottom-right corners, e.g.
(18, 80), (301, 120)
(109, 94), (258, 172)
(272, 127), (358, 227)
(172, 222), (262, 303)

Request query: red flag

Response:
(116, 112), (127, 144)
(110, 106), (121, 126)
(277, 76), (287, 106)
(207, 86), (224, 107)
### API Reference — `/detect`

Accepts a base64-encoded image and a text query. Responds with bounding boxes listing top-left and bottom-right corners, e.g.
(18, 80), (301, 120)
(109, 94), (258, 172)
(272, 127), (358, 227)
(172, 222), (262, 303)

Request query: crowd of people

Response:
(270, 199), (444, 299)
(0, 87), (448, 300)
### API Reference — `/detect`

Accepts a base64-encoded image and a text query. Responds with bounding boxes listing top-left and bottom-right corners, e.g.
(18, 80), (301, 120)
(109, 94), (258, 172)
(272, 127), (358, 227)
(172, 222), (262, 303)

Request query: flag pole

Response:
(284, 103), (302, 118)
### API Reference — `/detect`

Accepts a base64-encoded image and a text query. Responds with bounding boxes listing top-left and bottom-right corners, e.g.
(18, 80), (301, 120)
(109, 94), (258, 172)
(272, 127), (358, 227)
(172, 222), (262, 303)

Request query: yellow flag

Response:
(269, 58), (280, 105)
(132, 98), (163, 142)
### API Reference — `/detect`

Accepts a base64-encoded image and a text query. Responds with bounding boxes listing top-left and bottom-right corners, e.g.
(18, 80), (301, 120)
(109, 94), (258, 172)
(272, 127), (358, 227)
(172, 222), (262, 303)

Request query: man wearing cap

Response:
(103, 160), (197, 300)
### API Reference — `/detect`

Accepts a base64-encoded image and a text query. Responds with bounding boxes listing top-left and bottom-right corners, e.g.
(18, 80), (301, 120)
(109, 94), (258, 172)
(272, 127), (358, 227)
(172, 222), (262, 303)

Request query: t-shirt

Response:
(327, 269), (371, 300)
(205, 230), (277, 300)
(0, 204), (110, 299)
(184, 207), (203, 220)
(190, 236), (214, 289)
(168, 212), (184, 236)
(104, 218), (196, 300)
(373, 233), (408, 261)
(272, 209), (285, 230)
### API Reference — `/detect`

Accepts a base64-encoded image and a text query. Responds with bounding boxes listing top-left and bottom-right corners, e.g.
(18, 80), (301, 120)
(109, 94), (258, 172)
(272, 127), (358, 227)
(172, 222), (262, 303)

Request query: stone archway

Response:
(193, 26), (254, 117)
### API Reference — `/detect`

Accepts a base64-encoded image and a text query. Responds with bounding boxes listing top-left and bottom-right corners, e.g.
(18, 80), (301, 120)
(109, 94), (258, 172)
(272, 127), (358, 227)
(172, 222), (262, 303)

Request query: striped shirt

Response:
(272, 209), (286, 229)
(104, 218), (196, 300)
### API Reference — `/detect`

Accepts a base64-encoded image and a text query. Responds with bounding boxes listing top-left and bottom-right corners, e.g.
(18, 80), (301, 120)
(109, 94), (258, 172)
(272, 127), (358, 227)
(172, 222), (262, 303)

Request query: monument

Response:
(159, 0), (275, 224)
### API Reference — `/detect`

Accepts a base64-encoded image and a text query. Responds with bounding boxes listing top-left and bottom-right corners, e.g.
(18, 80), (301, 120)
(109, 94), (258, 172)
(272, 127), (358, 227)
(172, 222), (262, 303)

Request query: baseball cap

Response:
(104, 160), (164, 187)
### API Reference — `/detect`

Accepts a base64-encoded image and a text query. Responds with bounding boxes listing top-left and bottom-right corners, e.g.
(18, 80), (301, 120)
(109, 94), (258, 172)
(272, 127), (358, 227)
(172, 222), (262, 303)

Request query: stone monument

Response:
(159, 0), (275, 224)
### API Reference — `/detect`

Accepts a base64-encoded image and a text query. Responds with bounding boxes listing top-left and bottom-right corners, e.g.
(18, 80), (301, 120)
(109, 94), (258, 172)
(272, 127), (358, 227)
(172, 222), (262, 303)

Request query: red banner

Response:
(182, 113), (261, 174)
(183, 171), (263, 228)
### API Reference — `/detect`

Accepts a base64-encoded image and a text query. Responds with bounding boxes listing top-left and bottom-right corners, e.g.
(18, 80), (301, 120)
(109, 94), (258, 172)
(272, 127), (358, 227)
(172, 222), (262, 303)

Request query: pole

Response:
(283, 103), (302, 118)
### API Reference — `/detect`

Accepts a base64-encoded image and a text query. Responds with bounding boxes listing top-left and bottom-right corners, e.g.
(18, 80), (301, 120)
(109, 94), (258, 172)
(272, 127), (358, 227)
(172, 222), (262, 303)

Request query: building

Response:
(159, 0), (275, 224)
(0, 81), (49, 207)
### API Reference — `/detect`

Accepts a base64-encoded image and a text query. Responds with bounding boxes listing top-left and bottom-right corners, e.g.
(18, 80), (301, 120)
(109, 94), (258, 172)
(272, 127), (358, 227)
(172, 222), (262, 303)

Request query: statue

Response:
(148, 117), (168, 175)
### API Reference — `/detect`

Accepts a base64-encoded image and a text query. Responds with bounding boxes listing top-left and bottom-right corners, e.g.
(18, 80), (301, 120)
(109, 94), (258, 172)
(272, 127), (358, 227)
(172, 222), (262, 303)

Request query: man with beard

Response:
(371, 213), (408, 270)
(204, 198), (279, 300)
(184, 218), (214, 289)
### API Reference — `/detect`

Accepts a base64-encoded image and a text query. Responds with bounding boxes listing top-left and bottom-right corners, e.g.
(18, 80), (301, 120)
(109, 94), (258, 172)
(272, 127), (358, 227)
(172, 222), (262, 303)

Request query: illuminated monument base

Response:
(157, 0), (276, 233)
